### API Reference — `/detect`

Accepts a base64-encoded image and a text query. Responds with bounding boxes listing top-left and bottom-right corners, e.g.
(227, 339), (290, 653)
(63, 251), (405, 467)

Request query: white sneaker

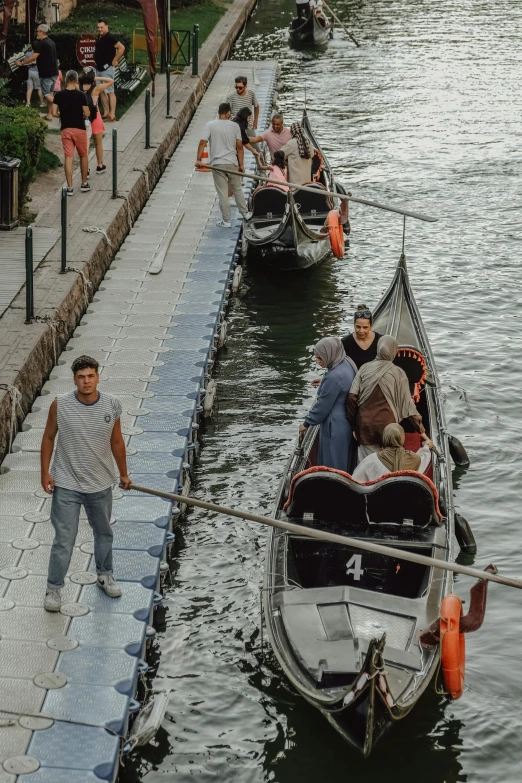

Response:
(44, 588), (62, 612)
(243, 211), (253, 221)
(216, 219), (231, 228)
(97, 573), (122, 598)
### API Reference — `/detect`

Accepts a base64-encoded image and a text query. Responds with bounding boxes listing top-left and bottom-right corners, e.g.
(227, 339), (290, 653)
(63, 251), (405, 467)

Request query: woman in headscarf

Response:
(352, 424), (433, 482)
(299, 336), (357, 471)
(347, 335), (425, 462)
(280, 121), (313, 186)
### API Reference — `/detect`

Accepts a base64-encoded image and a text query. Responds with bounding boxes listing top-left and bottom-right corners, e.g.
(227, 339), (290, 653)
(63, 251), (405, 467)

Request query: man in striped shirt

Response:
(226, 75), (259, 132)
(41, 355), (131, 612)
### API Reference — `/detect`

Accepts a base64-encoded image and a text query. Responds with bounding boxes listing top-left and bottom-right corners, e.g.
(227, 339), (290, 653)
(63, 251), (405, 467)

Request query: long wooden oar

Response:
(202, 165), (437, 223)
(323, 1), (360, 47)
(130, 483), (522, 590)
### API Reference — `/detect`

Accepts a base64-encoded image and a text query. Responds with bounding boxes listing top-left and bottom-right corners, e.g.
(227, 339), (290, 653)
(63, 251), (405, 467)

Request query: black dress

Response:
(341, 331), (382, 369)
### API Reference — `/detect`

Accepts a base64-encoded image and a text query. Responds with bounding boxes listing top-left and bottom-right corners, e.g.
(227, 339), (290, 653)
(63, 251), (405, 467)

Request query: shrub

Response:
(0, 106), (47, 209)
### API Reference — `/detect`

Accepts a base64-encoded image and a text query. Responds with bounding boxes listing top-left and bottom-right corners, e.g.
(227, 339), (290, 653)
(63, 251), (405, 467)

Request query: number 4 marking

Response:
(346, 554), (364, 580)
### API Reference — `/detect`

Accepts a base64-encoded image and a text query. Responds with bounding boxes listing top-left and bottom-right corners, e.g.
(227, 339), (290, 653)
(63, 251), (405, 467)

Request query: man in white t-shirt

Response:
(249, 113), (292, 162)
(196, 102), (249, 228)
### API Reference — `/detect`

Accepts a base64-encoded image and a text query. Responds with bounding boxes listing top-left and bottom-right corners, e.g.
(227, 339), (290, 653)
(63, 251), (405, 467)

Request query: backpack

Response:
(85, 89), (97, 124)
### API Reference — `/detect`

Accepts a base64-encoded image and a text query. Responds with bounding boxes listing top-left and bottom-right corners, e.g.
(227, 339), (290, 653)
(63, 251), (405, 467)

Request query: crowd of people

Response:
(196, 74), (317, 227)
(300, 305), (434, 479)
(17, 18), (124, 195)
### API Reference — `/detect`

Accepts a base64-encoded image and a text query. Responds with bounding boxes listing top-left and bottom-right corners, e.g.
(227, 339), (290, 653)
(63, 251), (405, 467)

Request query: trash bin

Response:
(0, 155), (21, 231)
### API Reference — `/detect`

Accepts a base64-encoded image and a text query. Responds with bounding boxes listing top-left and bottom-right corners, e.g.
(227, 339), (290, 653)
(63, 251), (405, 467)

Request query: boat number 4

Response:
(346, 554), (364, 581)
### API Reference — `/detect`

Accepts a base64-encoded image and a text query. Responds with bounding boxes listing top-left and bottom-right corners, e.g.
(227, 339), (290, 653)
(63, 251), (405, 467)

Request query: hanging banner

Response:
(136, 0), (158, 95)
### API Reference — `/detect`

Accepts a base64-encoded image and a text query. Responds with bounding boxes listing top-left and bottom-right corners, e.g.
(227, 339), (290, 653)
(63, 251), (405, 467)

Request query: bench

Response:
(114, 57), (146, 93)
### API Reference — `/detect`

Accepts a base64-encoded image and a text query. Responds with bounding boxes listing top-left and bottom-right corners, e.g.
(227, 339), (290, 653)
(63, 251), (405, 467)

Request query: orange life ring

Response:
(440, 594), (465, 699)
(327, 210), (345, 259)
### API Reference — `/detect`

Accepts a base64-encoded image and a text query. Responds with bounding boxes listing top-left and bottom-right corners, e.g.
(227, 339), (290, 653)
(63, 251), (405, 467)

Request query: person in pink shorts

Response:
(79, 69), (114, 174)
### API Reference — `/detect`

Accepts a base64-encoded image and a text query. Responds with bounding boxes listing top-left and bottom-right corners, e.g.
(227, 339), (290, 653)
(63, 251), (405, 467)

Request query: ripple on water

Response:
(125, 1), (522, 781)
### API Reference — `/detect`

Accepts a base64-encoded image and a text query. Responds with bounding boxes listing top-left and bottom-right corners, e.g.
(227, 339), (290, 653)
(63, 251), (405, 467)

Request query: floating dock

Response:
(0, 59), (278, 783)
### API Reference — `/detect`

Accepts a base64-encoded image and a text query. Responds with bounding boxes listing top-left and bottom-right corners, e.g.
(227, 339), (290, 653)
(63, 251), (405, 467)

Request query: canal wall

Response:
(0, 0), (259, 466)
(0, 59), (279, 783)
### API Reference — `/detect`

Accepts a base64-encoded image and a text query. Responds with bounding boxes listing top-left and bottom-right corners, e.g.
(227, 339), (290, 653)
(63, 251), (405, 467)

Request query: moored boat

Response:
(289, 10), (332, 46)
(242, 110), (348, 271)
(263, 253), (489, 754)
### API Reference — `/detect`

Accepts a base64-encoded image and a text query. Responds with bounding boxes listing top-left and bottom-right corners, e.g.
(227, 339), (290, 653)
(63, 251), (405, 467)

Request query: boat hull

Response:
(263, 256), (456, 753)
(289, 12), (331, 46)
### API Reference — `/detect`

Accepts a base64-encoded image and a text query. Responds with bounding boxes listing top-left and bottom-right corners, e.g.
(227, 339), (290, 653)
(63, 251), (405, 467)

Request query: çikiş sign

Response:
(76, 34), (97, 68)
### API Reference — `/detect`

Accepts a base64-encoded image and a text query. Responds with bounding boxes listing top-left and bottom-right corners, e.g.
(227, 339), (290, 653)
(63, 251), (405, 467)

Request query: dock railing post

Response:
(25, 224), (34, 323)
(192, 24), (199, 76)
(145, 88), (151, 149)
(60, 185), (67, 274)
(112, 128), (118, 198)
(166, 65), (171, 118)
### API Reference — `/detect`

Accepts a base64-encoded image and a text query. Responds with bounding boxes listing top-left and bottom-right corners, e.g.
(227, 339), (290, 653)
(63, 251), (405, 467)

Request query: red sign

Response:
(76, 34), (97, 69)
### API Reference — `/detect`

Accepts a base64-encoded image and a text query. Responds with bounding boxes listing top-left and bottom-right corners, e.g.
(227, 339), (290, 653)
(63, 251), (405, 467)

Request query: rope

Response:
(65, 267), (93, 310)
(33, 315), (63, 366)
(0, 384), (23, 453)
(133, 166), (150, 196)
(81, 225), (112, 248)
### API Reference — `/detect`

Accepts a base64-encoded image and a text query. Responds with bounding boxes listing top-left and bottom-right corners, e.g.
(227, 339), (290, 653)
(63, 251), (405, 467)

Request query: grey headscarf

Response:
(314, 336), (346, 371)
(349, 335), (419, 421)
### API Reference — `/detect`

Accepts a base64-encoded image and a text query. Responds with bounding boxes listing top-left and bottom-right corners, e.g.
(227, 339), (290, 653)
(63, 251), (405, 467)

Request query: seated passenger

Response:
(299, 337), (357, 471)
(342, 304), (383, 369)
(347, 335), (425, 462)
(280, 122), (313, 187)
(352, 423), (433, 482)
(258, 150), (289, 191)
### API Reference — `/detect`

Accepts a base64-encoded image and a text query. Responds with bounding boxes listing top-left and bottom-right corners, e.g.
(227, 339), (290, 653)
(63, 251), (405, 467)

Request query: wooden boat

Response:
(289, 10), (332, 46)
(263, 254), (489, 754)
(242, 110), (348, 271)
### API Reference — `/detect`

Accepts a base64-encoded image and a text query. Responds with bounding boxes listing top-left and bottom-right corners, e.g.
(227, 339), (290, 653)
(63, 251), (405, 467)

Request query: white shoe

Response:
(44, 588), (62, 612)
(243, 211), (253, 221)
(216, 219), (231, 228)
(97, 573), (122, 598)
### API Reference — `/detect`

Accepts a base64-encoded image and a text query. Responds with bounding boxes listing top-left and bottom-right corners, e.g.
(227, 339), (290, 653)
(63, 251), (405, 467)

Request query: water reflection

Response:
(127, 0), (522, 779)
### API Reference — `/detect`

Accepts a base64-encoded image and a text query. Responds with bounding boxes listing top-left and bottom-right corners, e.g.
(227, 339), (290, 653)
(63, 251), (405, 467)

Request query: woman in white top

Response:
(352, 423), (433, 482)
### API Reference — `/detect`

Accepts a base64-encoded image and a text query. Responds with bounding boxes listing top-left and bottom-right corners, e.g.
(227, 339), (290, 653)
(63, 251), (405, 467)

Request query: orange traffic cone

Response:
(198, 143), (211, 172)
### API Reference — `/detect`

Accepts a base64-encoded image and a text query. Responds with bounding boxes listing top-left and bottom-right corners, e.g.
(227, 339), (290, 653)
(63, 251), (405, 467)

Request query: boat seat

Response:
(284, 467), (441, 527)
(251, 185), (288, 218)
(294, 182), (332, 217)
(285, 469), (368, 525)
(395, 346), (427, 402)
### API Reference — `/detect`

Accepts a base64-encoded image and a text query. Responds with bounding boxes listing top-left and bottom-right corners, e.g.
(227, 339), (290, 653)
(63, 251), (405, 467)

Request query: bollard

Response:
(145, 88), (151, 149)
(60, 185), (67, 274)
(166, 66), (172, 118)
(112, 128), (118, 198)
(25, 225), (34, 323)
(192, 24), (199, 76)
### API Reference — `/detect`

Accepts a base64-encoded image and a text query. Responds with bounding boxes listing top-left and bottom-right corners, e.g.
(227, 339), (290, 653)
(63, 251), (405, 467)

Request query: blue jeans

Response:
(47, 486), (114, 589)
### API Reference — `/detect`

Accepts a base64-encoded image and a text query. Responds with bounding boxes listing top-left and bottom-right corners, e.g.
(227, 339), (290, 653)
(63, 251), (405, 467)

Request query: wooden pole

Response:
(202, 165), (437, 223)
(129, 483), (522, 590)
(322, 1), (360, 47)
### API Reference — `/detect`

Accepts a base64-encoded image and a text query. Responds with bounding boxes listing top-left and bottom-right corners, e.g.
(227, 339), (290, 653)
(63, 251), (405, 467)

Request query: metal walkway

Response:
(0, 60), (278, 782)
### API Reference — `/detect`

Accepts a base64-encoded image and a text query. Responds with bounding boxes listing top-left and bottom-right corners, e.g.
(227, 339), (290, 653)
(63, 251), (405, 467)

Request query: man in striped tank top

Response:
(40, 355), (131, 612)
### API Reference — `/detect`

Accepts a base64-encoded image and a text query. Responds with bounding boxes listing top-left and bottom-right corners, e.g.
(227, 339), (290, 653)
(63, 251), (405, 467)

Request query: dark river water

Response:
(127, 1), (522, 780)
